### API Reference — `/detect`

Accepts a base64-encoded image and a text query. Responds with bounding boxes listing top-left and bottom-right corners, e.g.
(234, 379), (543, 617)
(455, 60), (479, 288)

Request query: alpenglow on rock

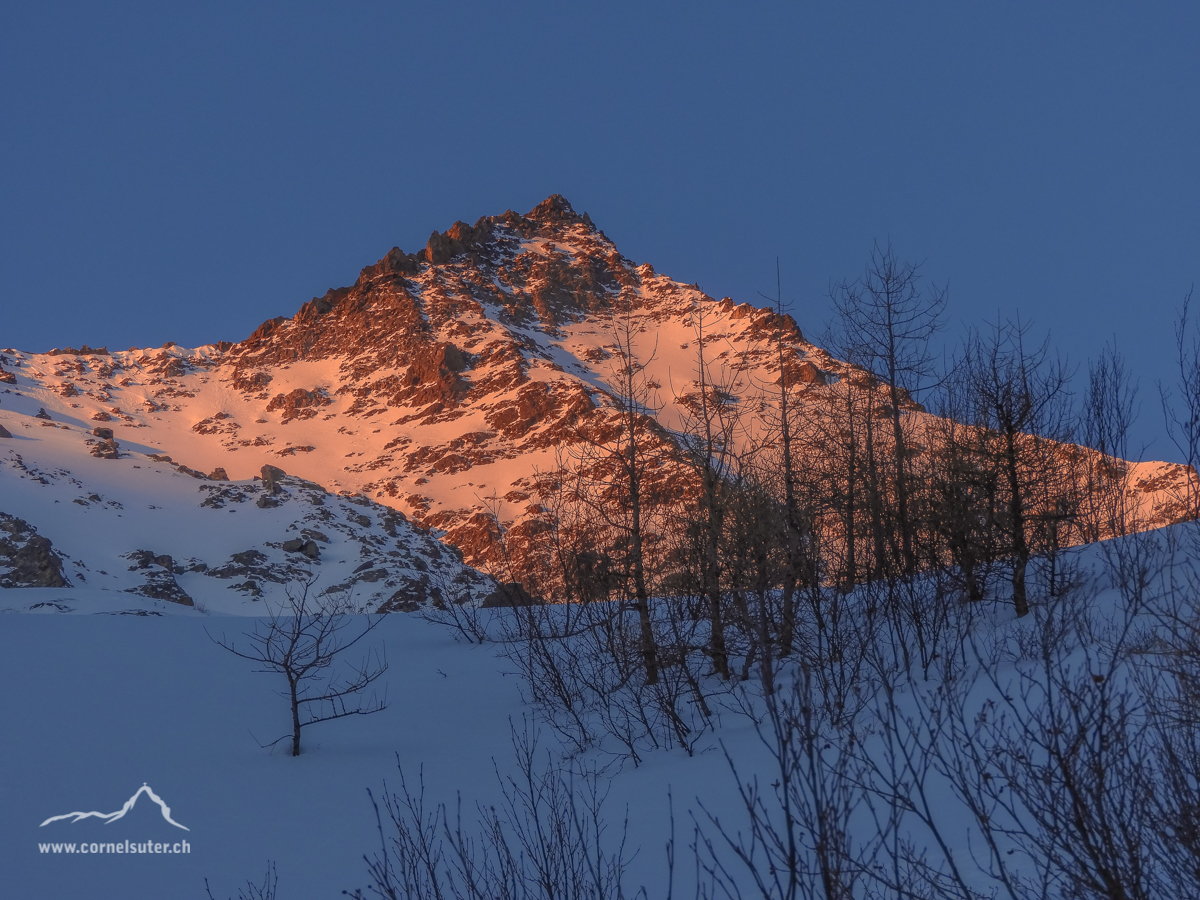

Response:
(0, 194), (1193, 605)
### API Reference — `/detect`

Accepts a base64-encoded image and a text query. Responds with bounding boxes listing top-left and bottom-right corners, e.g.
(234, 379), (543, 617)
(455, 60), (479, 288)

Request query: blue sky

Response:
(2, 2), (1197, 458)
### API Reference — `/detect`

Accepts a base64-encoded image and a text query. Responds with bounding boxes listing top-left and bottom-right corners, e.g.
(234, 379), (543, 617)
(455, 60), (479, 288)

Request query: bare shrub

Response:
(349, 726), (641, 900)
(205, 861), (278, 900)
(209, 579), (387, 756)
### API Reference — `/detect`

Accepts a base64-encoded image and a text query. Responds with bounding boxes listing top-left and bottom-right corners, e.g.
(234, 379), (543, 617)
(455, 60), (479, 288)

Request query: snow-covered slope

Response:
(3, 524), (1193, 898)
(0, 412), (497, 614)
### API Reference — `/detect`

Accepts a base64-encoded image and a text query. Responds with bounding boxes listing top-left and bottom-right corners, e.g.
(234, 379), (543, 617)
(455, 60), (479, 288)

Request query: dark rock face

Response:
(208, 467), (229, 481)
(35, 408), (52, 420)
(378, 576), (433, 613)
(0, 424), (11, 438)
(47, 345), (109, 356)
(121, 549), (193, 605)
(232, 369), (272, 393)
(358, 247), (420, 281)
(89, 437), (120, 460)
(481, 582), (541, 608)
(0, 513), (69, 588)
(205, 546), (315, 589)
(125, 550), (181, 573)
(92, 426), (114, 439)
(261, 465), (286, 495)
(265, 387), (332, 423)
(423, 217), (496, 265)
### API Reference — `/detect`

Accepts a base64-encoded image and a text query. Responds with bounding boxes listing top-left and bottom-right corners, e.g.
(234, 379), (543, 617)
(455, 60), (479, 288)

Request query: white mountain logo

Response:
(40, 783), (190, 831)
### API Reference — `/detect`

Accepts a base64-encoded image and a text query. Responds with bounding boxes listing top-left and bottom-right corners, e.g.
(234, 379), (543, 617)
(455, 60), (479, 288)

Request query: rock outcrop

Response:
(0, 514), (69, 588)
(122, 550), (193, 605)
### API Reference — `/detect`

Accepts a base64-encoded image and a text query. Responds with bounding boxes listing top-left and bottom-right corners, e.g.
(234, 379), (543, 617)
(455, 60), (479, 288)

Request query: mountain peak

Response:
(354, 195), (597, 282)
(526, 194), (592, 229)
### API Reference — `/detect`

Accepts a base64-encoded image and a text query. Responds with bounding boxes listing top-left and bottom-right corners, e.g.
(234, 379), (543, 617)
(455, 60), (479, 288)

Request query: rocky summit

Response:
(0, 195), (1193, 611)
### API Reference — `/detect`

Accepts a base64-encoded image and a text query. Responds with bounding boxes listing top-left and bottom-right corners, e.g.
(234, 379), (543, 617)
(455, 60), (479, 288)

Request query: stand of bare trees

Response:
(379, 263), (1200, 898)
(448, 253), (1192, 773)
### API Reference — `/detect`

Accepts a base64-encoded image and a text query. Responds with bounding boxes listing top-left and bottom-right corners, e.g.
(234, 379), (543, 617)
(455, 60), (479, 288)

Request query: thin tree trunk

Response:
(290, 678), (302, 757)
(775, 261), (801, 652)
(887, 376), (915, 573)
(1003, 431), (1030, 618)
(626, 384), (659, 685)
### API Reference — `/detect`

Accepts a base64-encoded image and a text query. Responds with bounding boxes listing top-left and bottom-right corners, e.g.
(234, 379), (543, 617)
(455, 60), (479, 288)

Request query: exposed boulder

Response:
(0, 513), (69, 588)
(281, 538), (320, 559)
(34, 408), (52, 420)
(208, 467), (229, 481)
(92, 426), (114, 439)
(0, 424), (11, 439)
(89, 437), (120, 460)
(261, 464), (286, 495)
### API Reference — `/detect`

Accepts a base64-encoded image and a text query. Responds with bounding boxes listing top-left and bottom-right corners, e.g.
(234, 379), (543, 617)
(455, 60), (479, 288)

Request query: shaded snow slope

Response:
(2, 525), (1191, 898)
(0, 413), (496, 614)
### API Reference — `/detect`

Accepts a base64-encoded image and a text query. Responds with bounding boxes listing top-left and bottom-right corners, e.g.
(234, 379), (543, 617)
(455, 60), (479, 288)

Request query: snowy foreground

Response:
(0, 608), (734, 897)
(2, 526), (1192, 899)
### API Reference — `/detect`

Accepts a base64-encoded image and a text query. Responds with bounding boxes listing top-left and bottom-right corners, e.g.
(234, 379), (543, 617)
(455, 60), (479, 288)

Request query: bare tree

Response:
(830, 243), (947, 575)
(674, 301), (743, 680)
(961, 316), (1074, 617)
(1080, 341), (1140, 540)
(694, 668), (867, 900)
(926, 375), (1000, 605)
(209, 580), (388, 756)
(758, 259), (814, 652)
(557, 304), (668, 685)
(350, 725), (640, 900)
(1161, 287), (1200, 519)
